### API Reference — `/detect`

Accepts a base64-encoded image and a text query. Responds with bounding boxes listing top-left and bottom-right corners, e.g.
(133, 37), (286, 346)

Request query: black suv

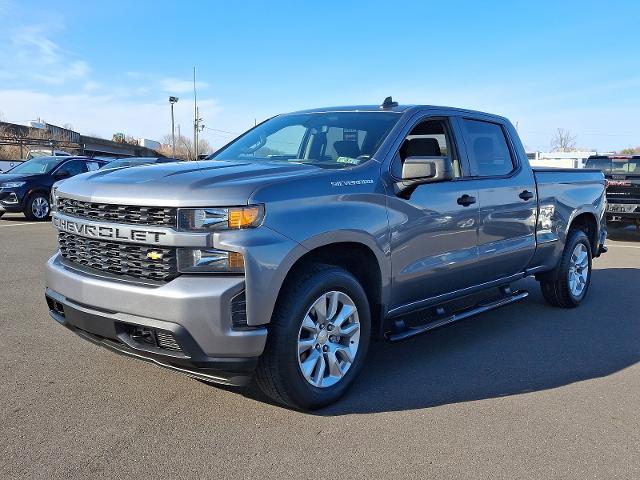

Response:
(0, 156), (106, 220)
(585, 155), (640, 229)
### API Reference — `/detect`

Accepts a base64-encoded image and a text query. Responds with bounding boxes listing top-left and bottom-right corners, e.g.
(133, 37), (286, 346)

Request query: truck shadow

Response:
(607, 226), (640, 242)
(315, 267), (639, 416)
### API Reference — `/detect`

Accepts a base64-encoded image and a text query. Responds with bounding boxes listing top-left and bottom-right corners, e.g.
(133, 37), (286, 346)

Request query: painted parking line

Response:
(0, 222), (44, 229)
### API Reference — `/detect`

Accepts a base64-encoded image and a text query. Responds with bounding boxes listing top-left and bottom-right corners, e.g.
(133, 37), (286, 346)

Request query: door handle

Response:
(457, 194), (477, 207)
(519, 190), (534, 201)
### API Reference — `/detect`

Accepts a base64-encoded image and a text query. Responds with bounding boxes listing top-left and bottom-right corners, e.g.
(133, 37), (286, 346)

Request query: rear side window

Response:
(60, 160), (87, 176)
(461, 119), (514, 177)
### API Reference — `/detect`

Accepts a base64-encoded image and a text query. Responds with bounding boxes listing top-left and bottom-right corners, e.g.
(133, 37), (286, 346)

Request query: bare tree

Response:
(159, 134), (212, 160)
(0, 125), (23, 160)
(0, 123), (78, 160)
(551, 128), (577, 152)
(619, 146), (640, 154)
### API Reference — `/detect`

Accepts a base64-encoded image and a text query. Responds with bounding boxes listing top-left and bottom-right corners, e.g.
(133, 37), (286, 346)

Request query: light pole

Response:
(169, 96), (178, 158)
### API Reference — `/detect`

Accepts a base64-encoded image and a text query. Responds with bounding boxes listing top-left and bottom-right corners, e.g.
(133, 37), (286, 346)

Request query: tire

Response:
(539, 229), (592, 308)
(0, 212), (4, 219)
(254, 264), (371, 410)
(24, 193), (50, 221)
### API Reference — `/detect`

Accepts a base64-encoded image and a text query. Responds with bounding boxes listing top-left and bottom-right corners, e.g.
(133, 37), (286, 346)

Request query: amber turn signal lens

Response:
(228, 251), (245, 269)
(228, 206), (263, 229)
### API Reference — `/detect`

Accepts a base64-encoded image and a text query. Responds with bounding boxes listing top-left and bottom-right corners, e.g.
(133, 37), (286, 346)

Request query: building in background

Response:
(527, 151), (600, 169)
(0, 120), (162, 160)
(139, 138), (161, 150)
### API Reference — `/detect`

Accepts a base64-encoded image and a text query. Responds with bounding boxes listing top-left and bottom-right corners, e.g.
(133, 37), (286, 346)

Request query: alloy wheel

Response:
(568, 243), (589, 297)
(32, 196), (49, 219)
(297, 291), (361, 388)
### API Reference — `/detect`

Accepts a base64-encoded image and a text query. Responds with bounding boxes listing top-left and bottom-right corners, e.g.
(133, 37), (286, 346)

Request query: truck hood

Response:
(54, 159), (322, 206)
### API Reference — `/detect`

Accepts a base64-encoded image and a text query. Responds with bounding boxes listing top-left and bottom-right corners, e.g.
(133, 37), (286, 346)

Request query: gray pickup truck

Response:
(45, 99), (607, 409)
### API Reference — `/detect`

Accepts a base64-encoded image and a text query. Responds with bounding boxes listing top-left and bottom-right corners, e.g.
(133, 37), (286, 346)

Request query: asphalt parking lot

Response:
(1, 212), (638, 479)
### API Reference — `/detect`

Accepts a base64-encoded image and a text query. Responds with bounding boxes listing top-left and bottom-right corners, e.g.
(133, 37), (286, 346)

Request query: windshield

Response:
(8, 157), (61, 174)
(210, 112), (401, 169)
(585, 158), (640, 174)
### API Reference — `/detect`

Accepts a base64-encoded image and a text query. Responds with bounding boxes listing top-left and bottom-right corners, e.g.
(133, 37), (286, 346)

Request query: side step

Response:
(387, 288), (529, 342)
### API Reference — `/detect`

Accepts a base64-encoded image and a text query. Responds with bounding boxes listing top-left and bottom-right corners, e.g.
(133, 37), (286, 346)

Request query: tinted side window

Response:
(461, 119), (514, 177)
(60, 160), (87, 176)
(392, 118), (461, 178)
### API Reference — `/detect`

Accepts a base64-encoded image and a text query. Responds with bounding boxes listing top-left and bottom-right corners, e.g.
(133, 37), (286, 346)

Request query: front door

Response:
(386, 116), (481, 312)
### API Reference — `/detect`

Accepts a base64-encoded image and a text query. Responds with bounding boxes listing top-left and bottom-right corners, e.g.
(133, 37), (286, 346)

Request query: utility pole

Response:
(169, 96), (178, 159)
(193, 67), (198, 161)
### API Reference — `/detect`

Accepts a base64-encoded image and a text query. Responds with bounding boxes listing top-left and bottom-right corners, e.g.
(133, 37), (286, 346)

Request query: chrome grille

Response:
(58, 231), (178, 282)
(57, 197), (176, 227)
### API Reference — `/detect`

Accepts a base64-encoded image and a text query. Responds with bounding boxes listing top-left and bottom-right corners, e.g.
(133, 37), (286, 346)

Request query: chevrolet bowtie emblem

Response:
(147, 251), (164, 261)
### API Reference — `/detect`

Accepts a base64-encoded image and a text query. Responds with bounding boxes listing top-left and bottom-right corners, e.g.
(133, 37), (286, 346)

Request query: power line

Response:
(202, 126), (241, 136)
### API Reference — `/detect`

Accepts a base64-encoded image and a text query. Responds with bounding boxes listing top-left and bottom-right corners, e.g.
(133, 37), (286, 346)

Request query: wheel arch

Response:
(274, 235), (389, 339)
(567, 210), (599, 256)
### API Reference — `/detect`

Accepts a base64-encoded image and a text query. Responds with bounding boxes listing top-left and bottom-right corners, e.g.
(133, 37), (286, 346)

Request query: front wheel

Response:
(254, 264), (371, 410)
(539, 229), (592, 308)
(24, 193), (50, 221)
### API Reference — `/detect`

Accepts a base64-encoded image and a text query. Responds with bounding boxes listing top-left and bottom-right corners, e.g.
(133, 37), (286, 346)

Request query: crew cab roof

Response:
(286, 104), (509, 122)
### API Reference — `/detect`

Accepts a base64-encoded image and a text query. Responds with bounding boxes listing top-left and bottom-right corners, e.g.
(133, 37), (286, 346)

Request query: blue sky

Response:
(0, 0), (638, 151)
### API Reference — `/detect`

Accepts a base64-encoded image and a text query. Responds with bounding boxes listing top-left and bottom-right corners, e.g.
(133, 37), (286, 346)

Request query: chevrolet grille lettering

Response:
(53, 216), (167, 244)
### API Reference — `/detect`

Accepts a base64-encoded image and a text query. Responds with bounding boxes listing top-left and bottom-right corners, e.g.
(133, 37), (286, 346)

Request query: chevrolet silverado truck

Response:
(585, 154), (640, 229)
(45, 99), (607, 409)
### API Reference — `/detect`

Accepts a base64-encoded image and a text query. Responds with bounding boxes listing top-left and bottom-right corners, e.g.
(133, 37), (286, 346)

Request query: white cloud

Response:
(0, 89), (223, 144)
(1, 23), (90, 86)
(159, 77), (209, 94)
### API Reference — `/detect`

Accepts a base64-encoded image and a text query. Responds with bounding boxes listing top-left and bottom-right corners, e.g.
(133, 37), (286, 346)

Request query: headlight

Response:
(178, 205), (264, 232)
(1, 181), (26, 188)
(177, 248), (244, 273)
(50, 186), (59, 212)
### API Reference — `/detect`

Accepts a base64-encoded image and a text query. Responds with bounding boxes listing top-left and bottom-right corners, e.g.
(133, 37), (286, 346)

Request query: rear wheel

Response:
(254, 264), (371, 410)
(24, 193), (50, 221)
(539, 229), (592, 308)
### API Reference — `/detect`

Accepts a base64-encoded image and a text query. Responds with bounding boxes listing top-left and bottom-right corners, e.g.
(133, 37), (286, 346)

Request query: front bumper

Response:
(0, 188), (26, 212)
(45, 253), (268, 386)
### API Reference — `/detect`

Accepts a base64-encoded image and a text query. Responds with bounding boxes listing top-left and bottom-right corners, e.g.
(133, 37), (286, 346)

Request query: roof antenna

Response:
(380, 96), (398, 109)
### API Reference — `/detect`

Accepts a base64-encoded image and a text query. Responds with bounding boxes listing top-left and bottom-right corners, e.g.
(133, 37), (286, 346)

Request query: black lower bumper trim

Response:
(70, 326), (257, 386)
(45, 289), (258, 387)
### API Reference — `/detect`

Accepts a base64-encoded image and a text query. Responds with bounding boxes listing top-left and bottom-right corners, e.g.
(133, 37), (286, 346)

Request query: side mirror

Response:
(54, 169), (71, 179)
(402, 156), (453, 183)
(396, 156), (453, 197)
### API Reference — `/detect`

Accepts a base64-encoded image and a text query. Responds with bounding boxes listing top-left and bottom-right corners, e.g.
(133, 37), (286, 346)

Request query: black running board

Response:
(387, 289), (529, 342)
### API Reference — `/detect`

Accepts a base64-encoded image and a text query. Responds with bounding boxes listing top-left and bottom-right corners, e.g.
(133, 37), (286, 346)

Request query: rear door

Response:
(57, 159), (88, 178)
(456, 116), (537, 281)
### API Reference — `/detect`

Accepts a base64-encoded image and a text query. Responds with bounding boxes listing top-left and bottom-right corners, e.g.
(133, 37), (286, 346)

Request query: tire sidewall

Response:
(276, 268), (371, 409)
